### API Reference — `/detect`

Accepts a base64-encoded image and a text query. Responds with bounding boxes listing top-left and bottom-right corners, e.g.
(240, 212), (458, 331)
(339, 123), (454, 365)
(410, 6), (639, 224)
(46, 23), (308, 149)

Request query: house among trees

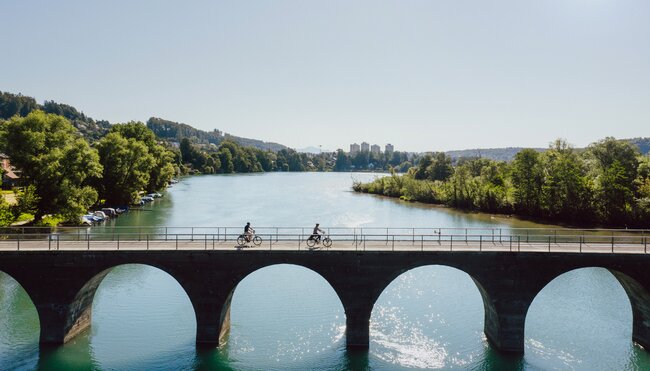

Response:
(0, 153), (20, 188)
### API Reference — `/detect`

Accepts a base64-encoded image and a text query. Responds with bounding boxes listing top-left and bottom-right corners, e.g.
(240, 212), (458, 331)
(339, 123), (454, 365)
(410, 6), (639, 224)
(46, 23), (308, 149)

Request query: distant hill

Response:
(446, 147), (546, 162)
(147, 117), (287, 152)
(446, 138), (650, 162)
(0, 91), (288, 151)
(626, 137), (650, 155)
(0, 91), (111, 139)
(297, 146), (331, 154)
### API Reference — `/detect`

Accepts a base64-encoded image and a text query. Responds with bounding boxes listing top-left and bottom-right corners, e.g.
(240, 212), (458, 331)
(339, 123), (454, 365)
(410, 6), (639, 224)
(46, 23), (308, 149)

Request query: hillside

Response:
(0, 91), (288, 151)
(626, 137), (650, 155)
(446, 147), (546, 162)
(147, 117), (287, 151)
(0, 91), (111, 139)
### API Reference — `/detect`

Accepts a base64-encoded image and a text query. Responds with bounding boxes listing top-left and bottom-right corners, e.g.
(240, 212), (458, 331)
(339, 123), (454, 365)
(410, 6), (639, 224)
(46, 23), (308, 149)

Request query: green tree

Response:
(0, 111), (101, 221)
(540, 140), (594, 223)
(587, 138), (639, 224)
(147, 144), (176, 191)
(95, 132), (155, 205)
(334, 150), (351, 171)
(218, 148), (234, 173)
(180, 137), (195, 164)
(413, 155), (433, 180)
(511, 149), (543, 214)
(428, 152), (454, 181)
(110, 122), (176, 191)
(0, 197), (14, 226)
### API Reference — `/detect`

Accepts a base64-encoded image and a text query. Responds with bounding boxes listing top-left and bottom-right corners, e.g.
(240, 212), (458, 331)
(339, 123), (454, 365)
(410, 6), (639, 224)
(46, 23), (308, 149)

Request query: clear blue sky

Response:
(1, 0), (648, 152)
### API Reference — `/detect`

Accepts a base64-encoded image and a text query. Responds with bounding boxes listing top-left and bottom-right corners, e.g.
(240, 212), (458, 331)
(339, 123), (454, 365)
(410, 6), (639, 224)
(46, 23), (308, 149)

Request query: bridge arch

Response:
(368, 264), (490, 364)
(526, 266), (650, 363)
(217, 263), (345, 359)
(35, 262), (197, 347)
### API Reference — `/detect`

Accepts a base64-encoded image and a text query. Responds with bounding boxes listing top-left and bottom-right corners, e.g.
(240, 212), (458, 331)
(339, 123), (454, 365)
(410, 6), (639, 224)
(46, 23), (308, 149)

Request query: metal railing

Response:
(0, 226), (648, 253)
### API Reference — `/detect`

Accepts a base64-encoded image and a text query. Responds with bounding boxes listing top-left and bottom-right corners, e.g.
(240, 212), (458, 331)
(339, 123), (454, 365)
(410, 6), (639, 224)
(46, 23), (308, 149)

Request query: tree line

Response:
(178, 137), (334, 174)
(333, 149), (411, 172)
(353, 138), (650, 228)
(0, 111), (176, 225)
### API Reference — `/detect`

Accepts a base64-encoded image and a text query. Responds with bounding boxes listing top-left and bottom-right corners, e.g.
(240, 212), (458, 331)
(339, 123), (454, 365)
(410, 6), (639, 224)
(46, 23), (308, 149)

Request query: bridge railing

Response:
(0, 228), (648, 253)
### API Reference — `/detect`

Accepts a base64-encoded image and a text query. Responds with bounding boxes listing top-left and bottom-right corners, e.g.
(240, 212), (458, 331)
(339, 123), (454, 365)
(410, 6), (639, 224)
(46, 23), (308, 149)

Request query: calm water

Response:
(1, 172), (649, 370)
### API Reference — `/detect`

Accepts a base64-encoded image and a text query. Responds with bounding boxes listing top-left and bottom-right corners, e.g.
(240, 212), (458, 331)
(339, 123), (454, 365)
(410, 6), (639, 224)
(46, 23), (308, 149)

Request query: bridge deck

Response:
(1, 239), (646, 254)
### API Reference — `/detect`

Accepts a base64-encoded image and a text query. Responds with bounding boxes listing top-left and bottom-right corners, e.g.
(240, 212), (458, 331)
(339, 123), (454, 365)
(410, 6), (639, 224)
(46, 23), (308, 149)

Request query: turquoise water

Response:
(1, 172), (649, 370)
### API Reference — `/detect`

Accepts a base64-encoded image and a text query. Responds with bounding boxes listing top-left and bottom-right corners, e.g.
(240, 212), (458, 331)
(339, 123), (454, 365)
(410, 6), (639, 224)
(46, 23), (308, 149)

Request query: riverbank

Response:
(352, 173), (650, 229)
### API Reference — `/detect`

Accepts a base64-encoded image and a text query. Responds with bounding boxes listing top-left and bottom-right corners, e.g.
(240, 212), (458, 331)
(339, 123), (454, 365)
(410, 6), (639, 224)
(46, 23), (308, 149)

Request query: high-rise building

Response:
(350, 143), (360, 155)
(385, 143), (394, 154)
(361, 142), (370, 152)
(371, 144), (381, 155)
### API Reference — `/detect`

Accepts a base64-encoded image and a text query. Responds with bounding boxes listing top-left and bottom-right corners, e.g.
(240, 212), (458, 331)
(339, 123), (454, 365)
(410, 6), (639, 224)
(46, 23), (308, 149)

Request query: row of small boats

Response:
(137, 192), (163, 205)
(80, 183), (171, 225)
(81, 207), (128, 225)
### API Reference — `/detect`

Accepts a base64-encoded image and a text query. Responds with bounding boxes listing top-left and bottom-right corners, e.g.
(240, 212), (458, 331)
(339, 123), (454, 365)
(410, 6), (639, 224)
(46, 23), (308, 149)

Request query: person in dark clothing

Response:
(310, 223), (323, 243)
(244, 222), (254, 242)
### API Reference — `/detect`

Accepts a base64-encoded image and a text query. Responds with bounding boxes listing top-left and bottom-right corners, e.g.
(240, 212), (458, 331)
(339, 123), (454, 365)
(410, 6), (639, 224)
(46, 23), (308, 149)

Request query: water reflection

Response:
(224, 264), (346, 370)
(524, 267), (650, 370)
(370, 266), (485, 369)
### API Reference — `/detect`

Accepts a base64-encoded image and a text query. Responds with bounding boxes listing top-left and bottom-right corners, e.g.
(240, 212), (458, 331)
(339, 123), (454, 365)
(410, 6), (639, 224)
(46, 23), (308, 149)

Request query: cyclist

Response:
(244, 222), (255, 242)
(310, 223), (323, 243)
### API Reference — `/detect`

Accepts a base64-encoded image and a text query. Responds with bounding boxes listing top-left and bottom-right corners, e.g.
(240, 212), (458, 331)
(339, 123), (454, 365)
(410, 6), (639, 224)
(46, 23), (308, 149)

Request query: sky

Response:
(0, 0), (648, 152)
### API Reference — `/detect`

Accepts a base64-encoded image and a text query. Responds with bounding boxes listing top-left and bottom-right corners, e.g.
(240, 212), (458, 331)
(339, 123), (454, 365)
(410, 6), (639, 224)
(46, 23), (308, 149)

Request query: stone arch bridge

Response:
(2, 249), (650, 354)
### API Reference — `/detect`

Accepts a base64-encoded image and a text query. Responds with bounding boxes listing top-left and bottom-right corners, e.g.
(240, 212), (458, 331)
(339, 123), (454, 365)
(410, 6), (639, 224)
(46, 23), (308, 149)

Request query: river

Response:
(1, 172), (649, 370)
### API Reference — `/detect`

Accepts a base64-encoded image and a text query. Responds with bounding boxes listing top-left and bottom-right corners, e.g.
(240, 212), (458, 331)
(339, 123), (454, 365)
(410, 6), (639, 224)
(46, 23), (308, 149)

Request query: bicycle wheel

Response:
(253, 235), (262, 246)
(237, 236), (246, 246)
(306, 238), (316, 248)
(323, 237), (332, 248)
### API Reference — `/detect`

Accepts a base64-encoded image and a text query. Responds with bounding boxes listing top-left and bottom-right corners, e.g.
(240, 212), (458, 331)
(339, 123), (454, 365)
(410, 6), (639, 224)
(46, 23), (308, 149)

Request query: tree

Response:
(587, 138), (639, 224)
(334, 150), (351, 171)
(413, 155), (433, 180)
(0, 111), (102, 221)
(540, 140), (594, 223)
(427, 152), (454, 181)
(110, 122), (176, 191)
(511, 149), (543, 214)
(0, 197), (13, 226)
(218, 148), (234, 173)
(147, 144), (176, 191)
(0, 91), (38, 119)
(95, 132), (155, 205)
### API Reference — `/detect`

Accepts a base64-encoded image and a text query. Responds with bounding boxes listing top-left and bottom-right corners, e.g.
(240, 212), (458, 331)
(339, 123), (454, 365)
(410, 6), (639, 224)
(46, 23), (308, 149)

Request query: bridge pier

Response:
(345, 311), (371, 348)
(24, 268), (112, 345)
(194, 292), (234, 346)
(469, 265), (540, 354)
(482, 303), (528, 353)
(166, 267), (243, 348)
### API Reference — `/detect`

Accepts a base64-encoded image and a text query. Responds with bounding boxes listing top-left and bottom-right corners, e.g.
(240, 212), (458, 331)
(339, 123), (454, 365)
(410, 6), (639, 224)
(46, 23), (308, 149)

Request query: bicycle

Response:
(307, 234), (332, 248)
(237, 233), (262, 247)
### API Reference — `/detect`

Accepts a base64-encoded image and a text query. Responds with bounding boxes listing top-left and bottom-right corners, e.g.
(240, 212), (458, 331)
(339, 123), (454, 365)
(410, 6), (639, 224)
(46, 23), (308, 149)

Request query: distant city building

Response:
(350, 143), (360, 155)
(371, 144), (381, 155)
(361, 142), (370, 152)
(385, 143), (394, 154)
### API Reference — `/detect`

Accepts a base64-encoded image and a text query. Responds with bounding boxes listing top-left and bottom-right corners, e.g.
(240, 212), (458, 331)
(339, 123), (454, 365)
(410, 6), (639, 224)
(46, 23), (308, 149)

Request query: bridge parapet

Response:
(1, 226), (648, 254)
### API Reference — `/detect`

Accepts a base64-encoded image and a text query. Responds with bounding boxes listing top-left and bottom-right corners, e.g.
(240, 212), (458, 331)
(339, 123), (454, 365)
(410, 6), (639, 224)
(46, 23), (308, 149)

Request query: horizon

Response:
(4, 90), (647, 154)
(1, 1), (648, 152)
